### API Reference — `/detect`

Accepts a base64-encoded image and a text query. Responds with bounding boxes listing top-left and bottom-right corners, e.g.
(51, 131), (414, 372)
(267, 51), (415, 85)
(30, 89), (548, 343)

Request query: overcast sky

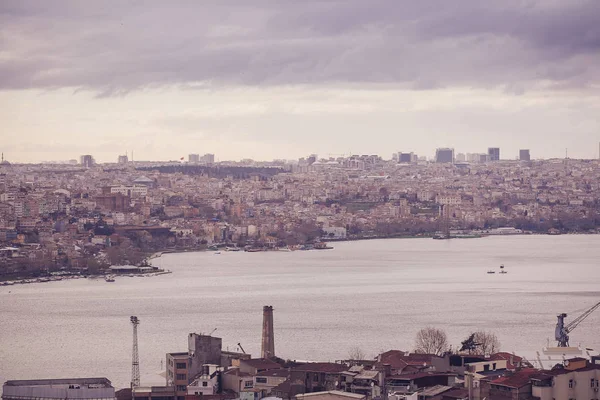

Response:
(1, 0), (599, 163)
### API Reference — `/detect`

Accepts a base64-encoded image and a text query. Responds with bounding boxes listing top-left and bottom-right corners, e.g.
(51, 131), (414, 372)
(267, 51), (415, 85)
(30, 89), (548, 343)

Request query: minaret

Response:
(261, 306), (275, 359)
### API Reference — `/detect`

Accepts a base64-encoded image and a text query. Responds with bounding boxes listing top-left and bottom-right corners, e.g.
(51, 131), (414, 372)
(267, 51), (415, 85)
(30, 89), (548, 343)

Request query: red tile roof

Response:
(291, 363), (348, 373)
(240, 358), (282, 370)
(256, 369), (289, 378)
(377, 350), (440, 370)
(490, 369), (538, 389)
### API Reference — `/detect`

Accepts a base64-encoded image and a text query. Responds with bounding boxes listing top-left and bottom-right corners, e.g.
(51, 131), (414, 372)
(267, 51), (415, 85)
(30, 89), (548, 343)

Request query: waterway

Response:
(1, 235), (599, 389)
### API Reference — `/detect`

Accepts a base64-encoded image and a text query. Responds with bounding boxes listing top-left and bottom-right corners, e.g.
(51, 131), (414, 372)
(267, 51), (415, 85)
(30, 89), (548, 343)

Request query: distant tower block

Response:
(261, 306), (275, 359)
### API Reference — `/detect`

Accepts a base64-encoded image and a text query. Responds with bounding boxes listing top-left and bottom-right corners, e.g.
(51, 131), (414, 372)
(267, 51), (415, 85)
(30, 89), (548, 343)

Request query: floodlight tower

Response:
(130, 316), (140, 388)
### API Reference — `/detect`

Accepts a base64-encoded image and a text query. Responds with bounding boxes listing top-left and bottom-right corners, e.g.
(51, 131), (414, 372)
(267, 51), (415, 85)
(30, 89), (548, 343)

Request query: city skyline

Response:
(4, 143), (600, 165)
(1, 1), (600, 163)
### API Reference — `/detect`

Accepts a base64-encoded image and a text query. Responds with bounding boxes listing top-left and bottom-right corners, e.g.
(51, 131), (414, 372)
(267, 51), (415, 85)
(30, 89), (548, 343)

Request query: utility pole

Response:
(130, 316), (140, 388)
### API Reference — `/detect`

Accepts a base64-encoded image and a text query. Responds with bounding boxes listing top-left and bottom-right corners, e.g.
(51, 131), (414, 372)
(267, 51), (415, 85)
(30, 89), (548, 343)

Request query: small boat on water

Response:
(499, 264), (507, 273)
(314, 242), (333, 250)
(487, 270), (496, 274)
(214, 251), (221, 255)
(105, 276), (115, 282)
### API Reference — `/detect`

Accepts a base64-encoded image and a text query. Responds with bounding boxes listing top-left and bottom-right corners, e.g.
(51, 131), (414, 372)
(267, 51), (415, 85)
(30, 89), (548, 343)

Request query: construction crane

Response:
(237, 343), (246, 354)
(555, 301), (600, 347)
(130, 316), (140, 388)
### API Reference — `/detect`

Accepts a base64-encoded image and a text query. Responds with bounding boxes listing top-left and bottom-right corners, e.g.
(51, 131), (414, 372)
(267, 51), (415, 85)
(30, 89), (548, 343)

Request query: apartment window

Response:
(244, 381), (253, 388)
(483, 365), (490, 372)
(176, 363), (186, 369)
(313, 373), (319, 382)
(202, 382), (208, 387)
(256, 377), (268, 384)
(569, 379), (574, 388)
(176, 374), (186, 381)
(592, 379), (595, 388)
(492, 363), (497, 370)
(176, 385), (186, 392)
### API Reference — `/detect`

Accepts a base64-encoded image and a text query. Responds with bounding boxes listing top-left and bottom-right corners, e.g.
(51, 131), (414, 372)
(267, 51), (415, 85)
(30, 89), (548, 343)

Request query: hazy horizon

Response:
(2, 1), (599, 162)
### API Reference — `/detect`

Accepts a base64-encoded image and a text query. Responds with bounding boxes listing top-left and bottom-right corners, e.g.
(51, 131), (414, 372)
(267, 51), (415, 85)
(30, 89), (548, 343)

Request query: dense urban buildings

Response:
(1, 149), (600, 278)
(520, 149), (531, 161)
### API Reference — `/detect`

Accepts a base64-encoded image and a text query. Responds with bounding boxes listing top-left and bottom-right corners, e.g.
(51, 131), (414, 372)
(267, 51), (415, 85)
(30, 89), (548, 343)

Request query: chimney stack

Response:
(261, 305), (275, 359)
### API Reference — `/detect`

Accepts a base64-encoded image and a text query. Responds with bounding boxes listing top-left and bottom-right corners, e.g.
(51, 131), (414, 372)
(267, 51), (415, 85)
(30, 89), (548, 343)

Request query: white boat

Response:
(487, 270), (496, 274)
(105, 276), (115, 282)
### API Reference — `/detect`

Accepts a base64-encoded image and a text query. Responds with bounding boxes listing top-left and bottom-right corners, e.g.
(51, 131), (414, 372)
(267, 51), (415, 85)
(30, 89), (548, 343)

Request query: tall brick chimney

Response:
(261, 305), (275, 359)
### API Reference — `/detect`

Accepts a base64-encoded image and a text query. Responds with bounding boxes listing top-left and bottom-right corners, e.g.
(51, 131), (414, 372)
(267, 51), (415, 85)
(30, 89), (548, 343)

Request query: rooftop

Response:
(490, 369), (539, 388)
(295, 391), (365, 400)
(4, 378), (112, 387)
(241, 358), (282, 370)
(292, 363), (349, 373)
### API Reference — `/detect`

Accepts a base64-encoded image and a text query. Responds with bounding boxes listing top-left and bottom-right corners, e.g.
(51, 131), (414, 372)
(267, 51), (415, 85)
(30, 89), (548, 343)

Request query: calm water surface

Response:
(1, 235), (600, 389)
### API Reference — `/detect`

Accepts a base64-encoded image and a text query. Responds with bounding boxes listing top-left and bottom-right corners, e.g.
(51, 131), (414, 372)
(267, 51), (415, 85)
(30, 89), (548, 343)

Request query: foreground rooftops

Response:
(4, 378), (112, 387)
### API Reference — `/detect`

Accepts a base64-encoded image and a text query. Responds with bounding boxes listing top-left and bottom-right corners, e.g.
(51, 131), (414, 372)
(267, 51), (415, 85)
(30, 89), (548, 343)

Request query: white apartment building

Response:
(109, 185), (148, 197)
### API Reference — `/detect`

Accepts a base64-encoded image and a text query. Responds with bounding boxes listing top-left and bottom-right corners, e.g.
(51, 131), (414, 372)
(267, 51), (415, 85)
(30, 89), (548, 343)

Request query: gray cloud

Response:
(1, 0), (599, 93)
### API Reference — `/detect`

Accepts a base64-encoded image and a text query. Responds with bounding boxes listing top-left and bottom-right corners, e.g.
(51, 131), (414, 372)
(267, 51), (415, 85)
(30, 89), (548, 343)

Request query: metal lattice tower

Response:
(130, 316), (140, 388)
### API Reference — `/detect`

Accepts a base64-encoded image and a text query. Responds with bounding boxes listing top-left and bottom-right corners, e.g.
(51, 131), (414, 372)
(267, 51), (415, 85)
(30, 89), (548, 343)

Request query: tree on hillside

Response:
(414, 327), (449, 356)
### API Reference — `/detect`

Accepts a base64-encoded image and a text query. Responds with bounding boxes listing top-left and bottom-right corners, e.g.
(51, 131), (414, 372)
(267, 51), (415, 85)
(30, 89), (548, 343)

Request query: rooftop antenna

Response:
(209, 328), (217, 336)
(130, 316), (140, 388)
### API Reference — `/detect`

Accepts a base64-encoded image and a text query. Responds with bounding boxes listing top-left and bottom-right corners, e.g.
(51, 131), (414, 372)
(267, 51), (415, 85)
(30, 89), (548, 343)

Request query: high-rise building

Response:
(488, 147), (500, 161)
(519, 149), (530, 161)
(395, 152), (416, 163)
(200, 153), (215, 164)
(79, 155), (95, 168)
(435, 148), (454, 163)
(189, 154), (200, 163)
(118, 155), (128, 164)
(455, 153), (466, 162)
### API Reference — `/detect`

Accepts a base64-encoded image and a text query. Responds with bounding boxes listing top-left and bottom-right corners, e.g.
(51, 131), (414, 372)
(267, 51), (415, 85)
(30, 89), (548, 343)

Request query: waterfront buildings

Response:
(2, 155), (600, 277)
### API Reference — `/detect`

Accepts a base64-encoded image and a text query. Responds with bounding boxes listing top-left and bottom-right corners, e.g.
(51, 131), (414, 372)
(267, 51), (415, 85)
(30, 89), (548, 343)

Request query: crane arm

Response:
(566, 301), (600, 333)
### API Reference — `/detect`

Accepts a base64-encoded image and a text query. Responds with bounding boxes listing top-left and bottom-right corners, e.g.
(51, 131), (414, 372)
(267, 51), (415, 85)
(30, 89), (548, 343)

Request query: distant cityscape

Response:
(1, 146), (600, 281)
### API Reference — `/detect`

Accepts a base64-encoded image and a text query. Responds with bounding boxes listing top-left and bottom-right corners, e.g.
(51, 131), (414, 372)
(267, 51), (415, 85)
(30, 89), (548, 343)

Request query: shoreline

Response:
(149, 230), (598, 259)
(3, 232), (596, 285)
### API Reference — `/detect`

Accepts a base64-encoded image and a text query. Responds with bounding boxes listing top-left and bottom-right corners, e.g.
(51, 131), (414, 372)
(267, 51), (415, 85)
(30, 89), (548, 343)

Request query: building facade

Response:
(435, 148), (454, 163)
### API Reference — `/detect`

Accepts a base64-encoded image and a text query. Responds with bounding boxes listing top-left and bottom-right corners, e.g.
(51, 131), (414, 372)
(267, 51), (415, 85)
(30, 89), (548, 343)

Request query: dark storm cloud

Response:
(1, 0), (598, 93)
